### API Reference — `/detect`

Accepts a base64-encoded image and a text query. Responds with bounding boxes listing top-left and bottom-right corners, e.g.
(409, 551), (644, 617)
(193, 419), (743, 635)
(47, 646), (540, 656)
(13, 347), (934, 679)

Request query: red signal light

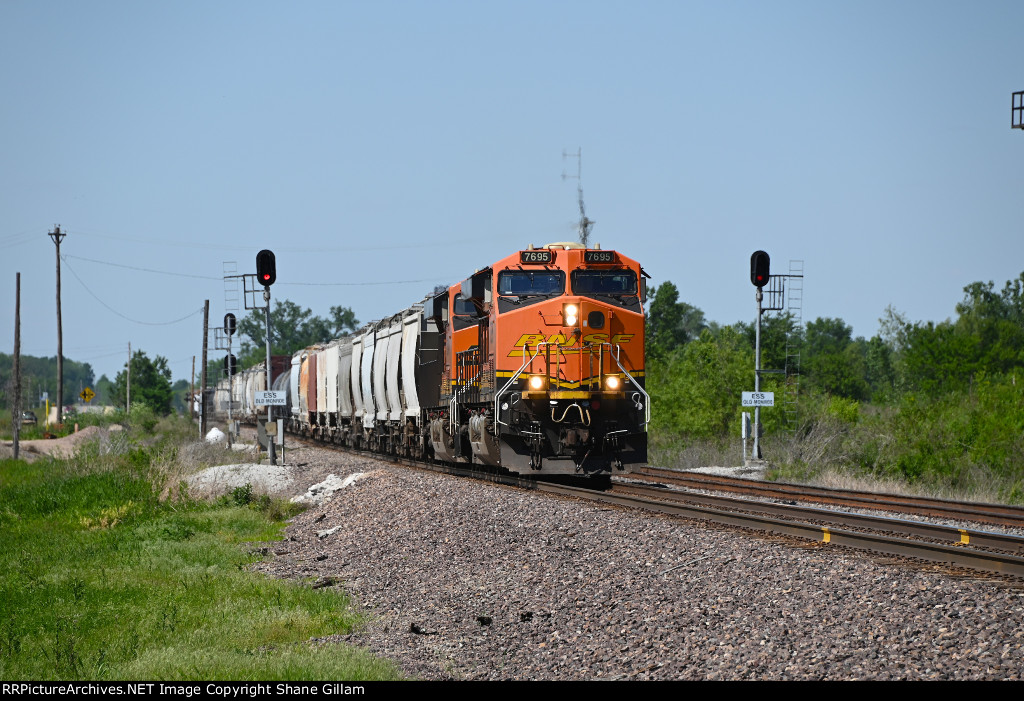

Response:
(256, 250), (276, 287)
(750, 250), (770, 288)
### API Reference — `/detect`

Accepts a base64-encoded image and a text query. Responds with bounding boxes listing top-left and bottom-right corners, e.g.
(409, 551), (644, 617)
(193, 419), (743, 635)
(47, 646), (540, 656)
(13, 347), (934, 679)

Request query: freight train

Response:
(214, 242), (649, 477)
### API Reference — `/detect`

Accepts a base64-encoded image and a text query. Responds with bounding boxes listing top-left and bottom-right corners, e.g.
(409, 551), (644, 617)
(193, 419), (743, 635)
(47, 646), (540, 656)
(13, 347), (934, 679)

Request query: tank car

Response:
(286, 242), (648, 477)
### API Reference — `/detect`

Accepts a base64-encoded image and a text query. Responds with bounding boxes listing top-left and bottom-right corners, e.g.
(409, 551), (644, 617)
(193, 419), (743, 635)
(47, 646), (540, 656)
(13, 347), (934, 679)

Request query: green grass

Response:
(0, 444), (403, 681)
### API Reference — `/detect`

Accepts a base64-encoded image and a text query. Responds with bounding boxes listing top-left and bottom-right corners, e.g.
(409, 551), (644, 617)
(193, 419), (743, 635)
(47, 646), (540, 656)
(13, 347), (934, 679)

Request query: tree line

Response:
(0, 354), (95, 408)
(645, 272), (1024, 497)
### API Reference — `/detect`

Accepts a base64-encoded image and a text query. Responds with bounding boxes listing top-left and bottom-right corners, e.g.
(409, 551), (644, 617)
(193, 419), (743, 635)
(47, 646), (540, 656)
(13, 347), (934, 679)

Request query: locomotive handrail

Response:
(494, 343), (544, 428)
(606, 343), (650, 429)
(450, 370), (481, 435)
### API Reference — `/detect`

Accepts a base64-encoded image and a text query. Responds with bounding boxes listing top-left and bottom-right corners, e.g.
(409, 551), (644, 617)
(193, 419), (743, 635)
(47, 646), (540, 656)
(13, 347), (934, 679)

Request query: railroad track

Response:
(628, 466), (1024, 529)
(277, 432), (1024, 581)
(555, 480), (1024, 580)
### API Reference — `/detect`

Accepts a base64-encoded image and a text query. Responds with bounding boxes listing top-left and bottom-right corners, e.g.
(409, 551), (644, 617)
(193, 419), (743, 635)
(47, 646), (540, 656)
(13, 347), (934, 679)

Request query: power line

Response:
(0, 231), (37, 248)
(65, 254), (221, 280)
(72, 349), (132, 361)
(66, 253), (458, 286)
(283, 278), (453, 287)
(71, 228), (476, 253)
(62, 257), (205, 326)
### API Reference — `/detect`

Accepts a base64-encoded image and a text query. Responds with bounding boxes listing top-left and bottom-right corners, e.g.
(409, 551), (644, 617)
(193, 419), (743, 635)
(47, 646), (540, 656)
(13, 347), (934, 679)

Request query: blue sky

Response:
(3, 1), (1023, 386)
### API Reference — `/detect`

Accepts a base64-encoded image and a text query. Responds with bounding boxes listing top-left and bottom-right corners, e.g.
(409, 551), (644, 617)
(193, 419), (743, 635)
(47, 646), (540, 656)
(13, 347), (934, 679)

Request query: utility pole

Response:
(201, 300), (209, 438)
(127, 342), (131, 412)
(49, 225), (66, 421)
(13, 273), (21, 459)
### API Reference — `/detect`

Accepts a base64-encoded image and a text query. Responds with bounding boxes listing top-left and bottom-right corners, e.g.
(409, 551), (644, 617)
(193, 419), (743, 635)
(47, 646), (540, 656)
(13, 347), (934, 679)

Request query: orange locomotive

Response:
(427, 241), (649, 476)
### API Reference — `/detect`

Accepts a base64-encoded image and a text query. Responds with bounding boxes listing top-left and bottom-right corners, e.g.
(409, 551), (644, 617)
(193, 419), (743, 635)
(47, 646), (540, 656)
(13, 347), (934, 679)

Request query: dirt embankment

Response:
(1, 425), (122, 462)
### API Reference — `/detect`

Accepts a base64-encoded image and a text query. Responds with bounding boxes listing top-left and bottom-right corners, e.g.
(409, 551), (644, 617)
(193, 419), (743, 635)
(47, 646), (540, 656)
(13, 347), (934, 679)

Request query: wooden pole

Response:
(200, 300), (209, 438)
(13, 273), (21, 459)
(49, 226), (66, 422)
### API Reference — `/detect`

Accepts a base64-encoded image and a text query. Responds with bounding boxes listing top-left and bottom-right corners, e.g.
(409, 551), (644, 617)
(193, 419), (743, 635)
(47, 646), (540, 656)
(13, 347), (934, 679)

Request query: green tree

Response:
(649, 326), (753, 437)
(236, 300), (359, 367)
(94, 374), (114, 405)
(954, 274), (1024, 373)
(0, 354), (94, 407)
(171, 379), (190, 414)
(900, 320), (981, 396)
(112, 350), (174, 415)
(734, 312), (802, 374)
(645, 281), (706, 358)
(878, 274), (1024, 397)
(862, 335), (897, 401)
(803, 317), (869, 400)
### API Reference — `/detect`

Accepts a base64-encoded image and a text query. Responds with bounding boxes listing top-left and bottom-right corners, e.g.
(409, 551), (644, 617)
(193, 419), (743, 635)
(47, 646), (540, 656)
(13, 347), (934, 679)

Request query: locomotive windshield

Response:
(571, 269), (638, 296)
(498, 270), (565, 296)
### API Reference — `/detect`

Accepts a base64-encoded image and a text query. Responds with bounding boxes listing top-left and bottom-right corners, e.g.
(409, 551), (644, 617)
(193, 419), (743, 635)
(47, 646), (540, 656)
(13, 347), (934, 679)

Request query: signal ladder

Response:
(783, 261), (804, 433)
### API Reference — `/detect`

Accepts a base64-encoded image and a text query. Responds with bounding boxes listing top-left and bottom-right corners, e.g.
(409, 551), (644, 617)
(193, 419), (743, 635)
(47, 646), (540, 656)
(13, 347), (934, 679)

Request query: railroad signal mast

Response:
(1013, 91), (1024, 131)
(749, 250), (770, 462)
(256, 250), (278, 465)
(223, 312), (237, 444)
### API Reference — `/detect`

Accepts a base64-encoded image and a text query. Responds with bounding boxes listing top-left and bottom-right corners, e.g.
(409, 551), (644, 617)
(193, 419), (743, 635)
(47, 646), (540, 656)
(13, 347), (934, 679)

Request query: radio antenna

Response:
(562, 148), (594, 247)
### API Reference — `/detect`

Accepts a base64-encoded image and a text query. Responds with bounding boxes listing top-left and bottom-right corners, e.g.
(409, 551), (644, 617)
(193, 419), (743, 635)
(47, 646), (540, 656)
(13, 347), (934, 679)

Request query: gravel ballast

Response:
(244, 443), (1024, 680)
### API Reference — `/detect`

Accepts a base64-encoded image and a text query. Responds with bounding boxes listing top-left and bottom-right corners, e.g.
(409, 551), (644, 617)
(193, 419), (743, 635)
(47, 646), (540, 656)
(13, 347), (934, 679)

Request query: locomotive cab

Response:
(480, 243), (648, 475)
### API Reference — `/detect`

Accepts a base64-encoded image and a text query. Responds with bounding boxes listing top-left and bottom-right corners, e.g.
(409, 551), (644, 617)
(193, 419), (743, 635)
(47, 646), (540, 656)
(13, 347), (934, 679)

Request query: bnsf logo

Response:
(508, 333), (635, 356)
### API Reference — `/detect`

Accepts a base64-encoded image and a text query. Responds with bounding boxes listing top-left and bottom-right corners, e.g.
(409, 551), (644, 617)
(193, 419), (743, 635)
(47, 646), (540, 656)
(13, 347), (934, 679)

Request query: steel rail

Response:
(612, 482), (1024, 555)
(536, 481), (1024, 578)
(630, 467), (1024, 528)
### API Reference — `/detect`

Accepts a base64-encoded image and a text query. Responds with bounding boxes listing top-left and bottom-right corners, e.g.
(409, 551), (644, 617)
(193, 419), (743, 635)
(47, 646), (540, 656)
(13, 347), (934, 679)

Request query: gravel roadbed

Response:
(249, 445), (1024, 680)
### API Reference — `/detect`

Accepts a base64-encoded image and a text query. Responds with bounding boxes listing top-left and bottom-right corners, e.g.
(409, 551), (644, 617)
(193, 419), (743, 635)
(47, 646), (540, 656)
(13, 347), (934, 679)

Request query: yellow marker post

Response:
(822, 527), (831, 544)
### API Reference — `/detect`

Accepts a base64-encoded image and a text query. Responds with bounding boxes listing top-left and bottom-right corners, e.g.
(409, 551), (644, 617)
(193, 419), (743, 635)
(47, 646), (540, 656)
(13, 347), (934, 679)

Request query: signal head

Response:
(750, 250), (770, 288)
(256, 249), (276, 287)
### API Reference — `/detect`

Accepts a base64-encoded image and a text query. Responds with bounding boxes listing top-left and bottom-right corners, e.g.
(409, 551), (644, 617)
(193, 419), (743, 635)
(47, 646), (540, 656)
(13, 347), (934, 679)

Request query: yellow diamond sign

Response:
(80, 387), (95, 403)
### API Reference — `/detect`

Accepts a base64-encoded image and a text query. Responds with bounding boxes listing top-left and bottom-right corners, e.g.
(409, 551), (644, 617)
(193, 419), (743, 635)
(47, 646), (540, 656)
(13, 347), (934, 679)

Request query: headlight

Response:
(605, 375), (621, 390)
(529, 375), (546, 390)
(563, 303), (579, 326)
